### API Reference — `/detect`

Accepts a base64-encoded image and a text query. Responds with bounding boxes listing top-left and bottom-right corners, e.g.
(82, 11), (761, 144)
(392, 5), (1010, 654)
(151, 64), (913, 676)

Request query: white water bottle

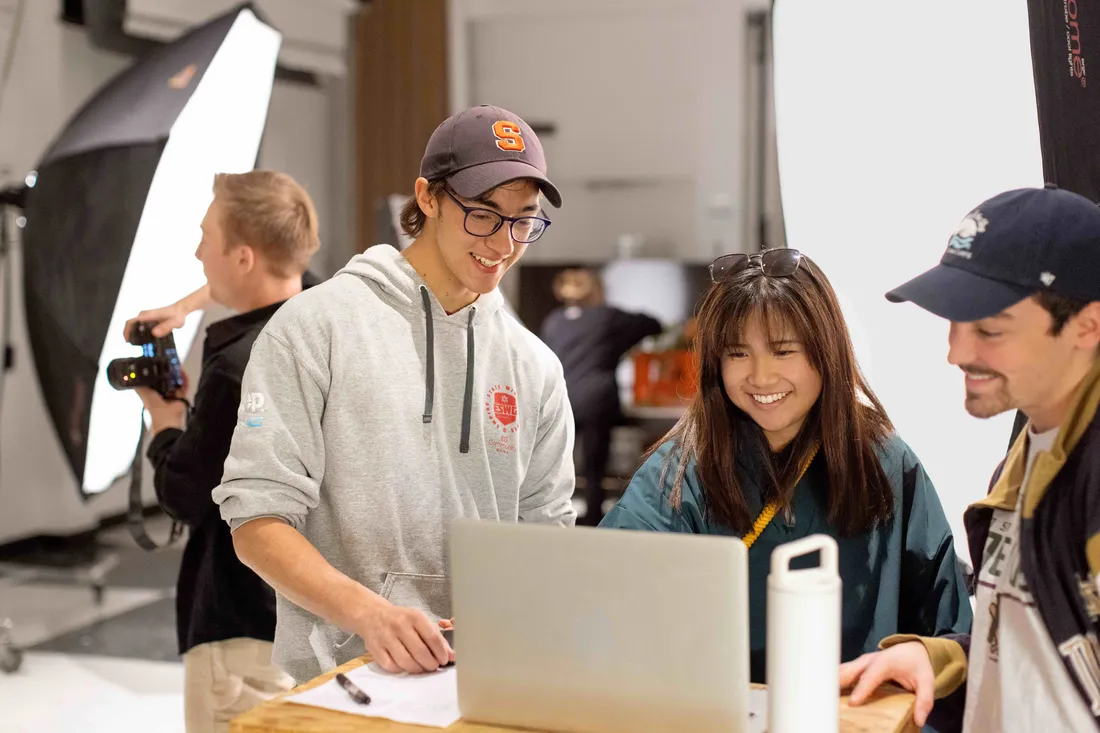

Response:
(766, 534), (841, 733)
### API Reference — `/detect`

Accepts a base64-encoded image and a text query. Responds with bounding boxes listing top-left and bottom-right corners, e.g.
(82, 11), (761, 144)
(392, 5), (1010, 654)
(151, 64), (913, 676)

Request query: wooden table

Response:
(231, 656), (918, 733)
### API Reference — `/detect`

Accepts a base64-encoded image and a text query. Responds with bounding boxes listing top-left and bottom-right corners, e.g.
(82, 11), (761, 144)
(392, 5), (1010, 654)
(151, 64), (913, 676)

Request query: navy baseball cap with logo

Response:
(419, 105), (562, 208)
(886, 185), (1100, 321)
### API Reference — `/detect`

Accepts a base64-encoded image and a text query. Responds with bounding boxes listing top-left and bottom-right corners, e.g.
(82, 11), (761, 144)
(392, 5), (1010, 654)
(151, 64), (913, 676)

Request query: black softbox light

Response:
(21, 3), (281, 498)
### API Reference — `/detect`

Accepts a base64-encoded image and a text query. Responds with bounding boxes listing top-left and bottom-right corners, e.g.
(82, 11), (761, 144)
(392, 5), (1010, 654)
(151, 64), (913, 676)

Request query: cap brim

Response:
(885, 264), (1033, 321)
(447, 160), (563, 208)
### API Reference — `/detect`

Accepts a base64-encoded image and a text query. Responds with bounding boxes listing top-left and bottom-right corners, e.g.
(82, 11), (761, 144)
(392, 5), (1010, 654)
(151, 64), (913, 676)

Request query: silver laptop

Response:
(449, 520), (751, 733)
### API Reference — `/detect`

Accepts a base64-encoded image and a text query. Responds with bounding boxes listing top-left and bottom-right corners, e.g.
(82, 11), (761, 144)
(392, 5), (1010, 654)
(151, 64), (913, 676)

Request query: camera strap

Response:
(127, 411), (185, 552)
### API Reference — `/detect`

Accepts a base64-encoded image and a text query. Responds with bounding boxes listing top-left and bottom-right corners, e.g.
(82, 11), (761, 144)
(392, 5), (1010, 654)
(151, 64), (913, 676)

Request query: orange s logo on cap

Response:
(492, 120), (525, 152)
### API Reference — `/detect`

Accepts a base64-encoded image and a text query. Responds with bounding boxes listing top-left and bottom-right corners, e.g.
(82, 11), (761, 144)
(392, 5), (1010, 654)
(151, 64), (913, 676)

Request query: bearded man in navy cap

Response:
(841, 185), (1100, 733)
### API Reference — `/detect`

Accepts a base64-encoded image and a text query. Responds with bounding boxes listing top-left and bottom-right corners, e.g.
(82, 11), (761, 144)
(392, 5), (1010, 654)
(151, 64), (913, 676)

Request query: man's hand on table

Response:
(356, 599), (455, 674)
(839, 641), (935, 727)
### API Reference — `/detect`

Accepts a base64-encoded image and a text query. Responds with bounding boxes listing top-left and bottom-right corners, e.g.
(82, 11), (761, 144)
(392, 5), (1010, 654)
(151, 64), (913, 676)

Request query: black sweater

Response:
(147, 277), (317, 654)
(540, 305), (662, 424)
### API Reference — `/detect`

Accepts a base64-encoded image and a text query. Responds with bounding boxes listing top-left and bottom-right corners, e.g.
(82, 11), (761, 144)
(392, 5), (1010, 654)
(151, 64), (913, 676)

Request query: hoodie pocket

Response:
(380, 572), (452, 621)
(332, 630), (366, 667)
(321, 574), (451, 668)
(309, 623), (366, 671)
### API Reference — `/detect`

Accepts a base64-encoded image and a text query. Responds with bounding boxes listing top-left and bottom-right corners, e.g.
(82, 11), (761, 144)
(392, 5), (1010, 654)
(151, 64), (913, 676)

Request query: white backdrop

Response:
(772, 0), (1044, 556)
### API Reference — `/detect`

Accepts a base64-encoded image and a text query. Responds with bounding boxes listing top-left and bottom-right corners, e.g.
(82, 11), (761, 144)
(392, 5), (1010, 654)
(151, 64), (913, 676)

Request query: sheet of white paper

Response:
(749, 688), (768, 733)
(286, 663), (460, 728)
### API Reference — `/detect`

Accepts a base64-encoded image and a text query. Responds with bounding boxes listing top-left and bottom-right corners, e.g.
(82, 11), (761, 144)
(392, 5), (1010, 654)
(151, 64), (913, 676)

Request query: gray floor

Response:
(31, 595), (179, 662)
(3, 513), (184, 662)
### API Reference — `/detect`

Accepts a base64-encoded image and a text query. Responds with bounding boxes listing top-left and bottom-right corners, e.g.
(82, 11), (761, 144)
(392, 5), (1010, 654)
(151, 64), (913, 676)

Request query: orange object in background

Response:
(633, 350), (698, 407)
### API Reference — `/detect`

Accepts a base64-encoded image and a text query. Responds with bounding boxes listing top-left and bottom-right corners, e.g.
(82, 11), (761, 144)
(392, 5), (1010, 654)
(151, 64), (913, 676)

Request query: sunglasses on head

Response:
(709, 248), (803, 284)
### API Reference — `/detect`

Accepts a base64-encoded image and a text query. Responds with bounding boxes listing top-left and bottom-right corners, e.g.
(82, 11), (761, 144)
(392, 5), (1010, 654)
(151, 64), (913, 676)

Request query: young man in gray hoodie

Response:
(212, 105), (576, 684)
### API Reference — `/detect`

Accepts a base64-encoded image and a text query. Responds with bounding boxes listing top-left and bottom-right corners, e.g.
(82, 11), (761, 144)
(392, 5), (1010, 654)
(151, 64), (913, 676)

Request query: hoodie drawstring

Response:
(420, 286), (476, 454)
(420, 287), (435, 424)
(460, 309), (475, 454)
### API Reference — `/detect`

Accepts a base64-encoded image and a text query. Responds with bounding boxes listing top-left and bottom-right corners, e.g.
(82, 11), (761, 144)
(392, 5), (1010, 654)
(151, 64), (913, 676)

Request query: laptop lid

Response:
(449, 520), (751, 733)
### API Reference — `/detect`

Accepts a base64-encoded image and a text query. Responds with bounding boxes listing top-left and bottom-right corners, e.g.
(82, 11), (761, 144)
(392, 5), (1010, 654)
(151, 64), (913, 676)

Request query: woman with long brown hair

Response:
(600, 248), (972, 686)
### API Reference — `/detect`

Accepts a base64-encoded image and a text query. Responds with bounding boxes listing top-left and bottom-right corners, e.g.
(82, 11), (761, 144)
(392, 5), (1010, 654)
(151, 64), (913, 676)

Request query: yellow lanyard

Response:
(742, 442), (821, 549)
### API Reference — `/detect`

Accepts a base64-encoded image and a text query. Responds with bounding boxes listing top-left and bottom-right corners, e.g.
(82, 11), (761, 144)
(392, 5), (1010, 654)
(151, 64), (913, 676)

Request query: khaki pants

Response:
(183, 638), (295, 733)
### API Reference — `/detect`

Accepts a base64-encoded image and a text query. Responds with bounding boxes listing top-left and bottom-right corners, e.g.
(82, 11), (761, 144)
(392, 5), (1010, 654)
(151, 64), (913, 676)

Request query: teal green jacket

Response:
(599, 433), (973, 682)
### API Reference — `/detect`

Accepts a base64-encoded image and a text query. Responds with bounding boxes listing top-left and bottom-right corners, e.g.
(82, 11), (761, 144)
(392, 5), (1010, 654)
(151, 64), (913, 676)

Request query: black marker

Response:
(335, 672), (371, 704)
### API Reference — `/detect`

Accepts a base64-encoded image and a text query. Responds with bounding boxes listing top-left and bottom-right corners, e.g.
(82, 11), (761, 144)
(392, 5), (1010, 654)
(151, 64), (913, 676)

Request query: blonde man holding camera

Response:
(127, 170), (320, 733)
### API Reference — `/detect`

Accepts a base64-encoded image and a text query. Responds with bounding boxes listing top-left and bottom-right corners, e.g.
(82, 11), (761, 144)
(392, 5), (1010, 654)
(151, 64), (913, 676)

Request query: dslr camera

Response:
(106, 321), (184, 398)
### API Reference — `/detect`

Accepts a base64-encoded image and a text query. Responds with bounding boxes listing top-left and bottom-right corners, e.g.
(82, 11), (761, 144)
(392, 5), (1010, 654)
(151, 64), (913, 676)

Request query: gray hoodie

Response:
(212, 245), (577, 683)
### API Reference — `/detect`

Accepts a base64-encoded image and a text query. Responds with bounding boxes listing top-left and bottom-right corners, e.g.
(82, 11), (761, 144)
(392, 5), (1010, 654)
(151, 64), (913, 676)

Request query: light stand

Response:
(0, 184), (119, 674)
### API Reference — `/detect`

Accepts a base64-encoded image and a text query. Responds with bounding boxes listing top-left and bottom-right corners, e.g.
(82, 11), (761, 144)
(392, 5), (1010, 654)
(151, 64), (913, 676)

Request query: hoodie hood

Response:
(337, 245), (506, 452)
(336, 245), (506, 323)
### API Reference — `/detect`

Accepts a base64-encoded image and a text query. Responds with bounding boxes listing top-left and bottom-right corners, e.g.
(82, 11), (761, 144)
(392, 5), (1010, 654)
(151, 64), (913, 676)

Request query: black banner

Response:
(1009, 1), (1100, 447)
(1027, 0), (1100, 201)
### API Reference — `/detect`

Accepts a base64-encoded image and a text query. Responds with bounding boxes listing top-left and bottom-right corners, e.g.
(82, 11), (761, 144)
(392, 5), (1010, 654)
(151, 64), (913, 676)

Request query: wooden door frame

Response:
(353, 0), (449, 253)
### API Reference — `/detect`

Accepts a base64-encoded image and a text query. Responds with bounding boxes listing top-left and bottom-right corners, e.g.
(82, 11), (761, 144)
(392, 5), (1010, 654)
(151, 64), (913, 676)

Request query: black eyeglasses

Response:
(442, 188), (551, 244)
(709, 248), (803, 284)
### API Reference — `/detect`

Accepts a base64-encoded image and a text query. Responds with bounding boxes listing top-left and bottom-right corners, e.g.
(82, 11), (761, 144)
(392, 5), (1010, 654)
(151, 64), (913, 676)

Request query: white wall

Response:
(448, 0), (754, 264)
(127, 0), (357, 77)
(0, 3), (351, 544)
(261, 76), (352, 277)
(772, 0), (1042, 558)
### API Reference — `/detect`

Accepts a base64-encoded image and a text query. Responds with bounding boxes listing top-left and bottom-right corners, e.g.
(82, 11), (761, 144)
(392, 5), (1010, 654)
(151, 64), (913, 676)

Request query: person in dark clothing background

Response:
(123, 170), (321, 733)
(541, 267), (662, 524)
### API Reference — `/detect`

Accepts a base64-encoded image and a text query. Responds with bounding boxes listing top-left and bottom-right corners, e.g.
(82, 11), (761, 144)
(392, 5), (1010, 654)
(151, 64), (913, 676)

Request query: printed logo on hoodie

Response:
(244, 392), (266, 427)
(245, 392), (266, 413)
(486, 385), (519, 432)
(485, 385), (520, 456)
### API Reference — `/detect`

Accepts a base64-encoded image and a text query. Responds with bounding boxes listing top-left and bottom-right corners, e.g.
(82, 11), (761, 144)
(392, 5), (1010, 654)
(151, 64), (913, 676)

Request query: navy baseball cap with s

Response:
(419, 105), (563, 208)
(886, 185), (1100, 321)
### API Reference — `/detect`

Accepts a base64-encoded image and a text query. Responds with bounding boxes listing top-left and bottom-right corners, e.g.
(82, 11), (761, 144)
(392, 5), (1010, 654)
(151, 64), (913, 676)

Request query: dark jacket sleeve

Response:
(147, 365), (242, 527)
(897, 449), (974, 639)
(878, 443), (972, 716)
(599, 442), (704, 533)
(609, 309), (662, 356)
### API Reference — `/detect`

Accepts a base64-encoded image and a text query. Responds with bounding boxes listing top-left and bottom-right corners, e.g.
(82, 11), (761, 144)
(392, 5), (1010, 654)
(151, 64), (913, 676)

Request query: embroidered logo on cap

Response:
(1040, 271), (1056, 287)
(492, 121), (525, 152)
(946, 210), (989, 260)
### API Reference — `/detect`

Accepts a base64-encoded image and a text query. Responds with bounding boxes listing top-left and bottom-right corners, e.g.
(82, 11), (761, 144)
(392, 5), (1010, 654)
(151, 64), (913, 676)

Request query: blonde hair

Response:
(213, 170), (320, 277)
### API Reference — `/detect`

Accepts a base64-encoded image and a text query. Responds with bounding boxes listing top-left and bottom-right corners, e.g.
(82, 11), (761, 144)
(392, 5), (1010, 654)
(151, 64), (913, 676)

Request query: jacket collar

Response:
(205, 272), (320, 353)
(204, 301), (285, 353)
(970, 359), (1100, 517)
